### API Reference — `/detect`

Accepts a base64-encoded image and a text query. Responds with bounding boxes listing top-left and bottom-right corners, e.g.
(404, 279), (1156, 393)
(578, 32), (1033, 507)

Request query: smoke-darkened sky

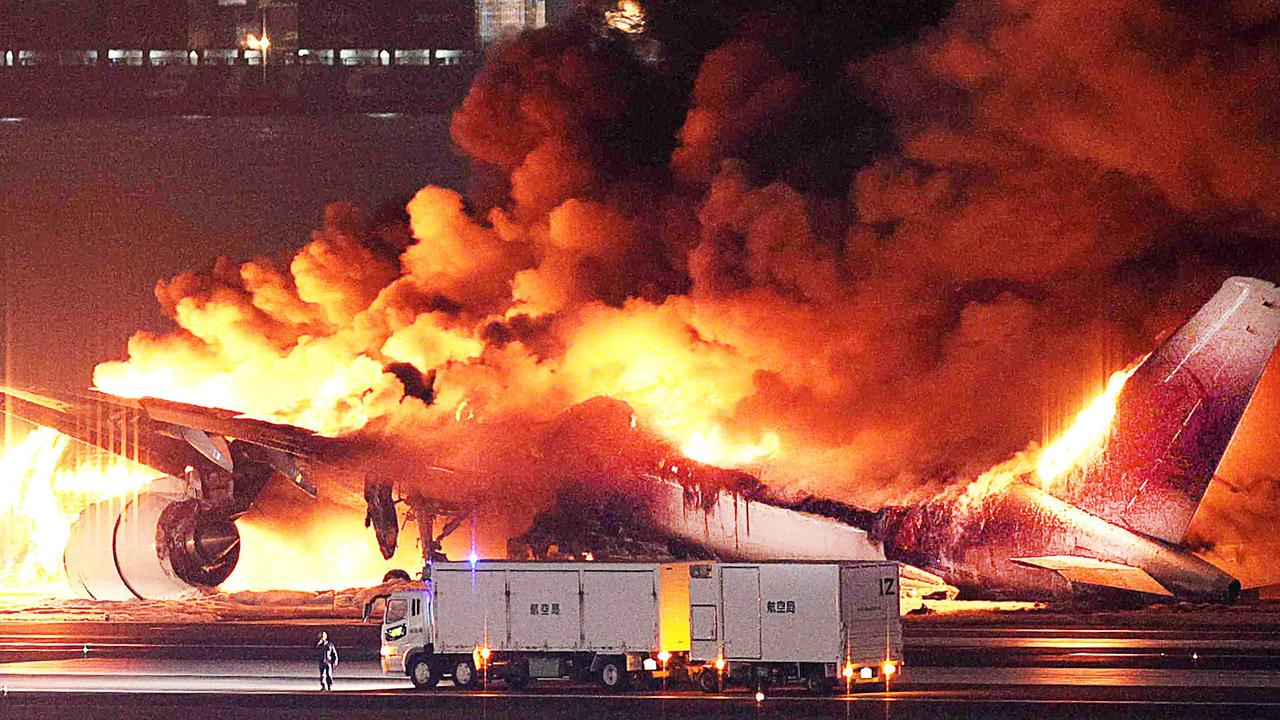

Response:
(0, 115), (466, 390)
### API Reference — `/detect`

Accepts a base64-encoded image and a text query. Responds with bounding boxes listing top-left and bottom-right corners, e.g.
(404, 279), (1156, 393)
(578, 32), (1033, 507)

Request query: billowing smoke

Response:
(91, 1), (1280, 580)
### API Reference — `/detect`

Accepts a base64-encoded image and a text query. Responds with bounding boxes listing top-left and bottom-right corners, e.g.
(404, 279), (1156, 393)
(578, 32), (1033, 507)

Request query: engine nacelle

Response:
(63, 480), (240, 601)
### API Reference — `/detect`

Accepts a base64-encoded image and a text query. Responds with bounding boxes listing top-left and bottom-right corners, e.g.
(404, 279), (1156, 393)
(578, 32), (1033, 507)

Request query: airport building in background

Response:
(475, 0), (545, 46)
(188, 0), (480, 53)
(0, 1), (557, 62)
(0, 1), (188, 50)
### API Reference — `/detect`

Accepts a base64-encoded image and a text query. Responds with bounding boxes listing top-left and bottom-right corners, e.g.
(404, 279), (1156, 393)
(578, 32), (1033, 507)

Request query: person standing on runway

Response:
(316, 631), (339, 691)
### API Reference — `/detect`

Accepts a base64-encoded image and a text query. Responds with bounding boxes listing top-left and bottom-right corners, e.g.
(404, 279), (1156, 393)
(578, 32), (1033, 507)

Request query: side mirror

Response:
(363, 593), (390, 623)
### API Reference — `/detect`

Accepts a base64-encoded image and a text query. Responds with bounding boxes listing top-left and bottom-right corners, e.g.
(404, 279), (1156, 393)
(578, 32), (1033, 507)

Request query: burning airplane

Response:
(1, 276), (1276, 604)
(7, 1), (1280, 605)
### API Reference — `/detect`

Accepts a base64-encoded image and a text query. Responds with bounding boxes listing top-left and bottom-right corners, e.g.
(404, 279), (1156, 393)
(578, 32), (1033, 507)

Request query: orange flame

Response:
(0, 425), (436, 595)
(956, 358), (1145, 511)
(0, 427), (156, 595)
(605, 0), (647, 33)
(1035, 358), (1145, 484)
(557, 303), (783, 468)
(220, 517), (428, 593)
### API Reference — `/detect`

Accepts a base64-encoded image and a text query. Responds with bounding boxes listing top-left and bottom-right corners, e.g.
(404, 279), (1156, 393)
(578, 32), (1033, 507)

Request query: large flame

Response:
(955, 358), (1144, 513)
(0, 427), (156, 595)
(220, 517), (428, 593)
(0, 424), (434, 596)
(1035, 359), (1145, 484)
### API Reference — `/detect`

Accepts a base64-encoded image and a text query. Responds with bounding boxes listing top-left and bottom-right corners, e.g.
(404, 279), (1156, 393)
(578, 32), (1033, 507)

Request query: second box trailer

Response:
(688, 560), (903, 693)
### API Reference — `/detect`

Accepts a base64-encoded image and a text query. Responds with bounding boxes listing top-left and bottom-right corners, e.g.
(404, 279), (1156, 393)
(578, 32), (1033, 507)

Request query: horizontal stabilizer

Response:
(899, 562), (959, 600)
(1012, 555), (1173, 597)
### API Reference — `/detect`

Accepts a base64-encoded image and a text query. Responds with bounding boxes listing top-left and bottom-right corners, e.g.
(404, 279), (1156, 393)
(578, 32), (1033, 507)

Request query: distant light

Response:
(714, 657), (725, 671)
(754, 690), (764, 703)
(642, 657), (658, 671)
(479, 646), (491, 660)
(657, 650), (671, 663)
(468, 551), (479, 567)
(859, 666), (873, 680)
(0, 117), (24, 123)
(882, 661), (897, 677)
(842, 663), (855, 679)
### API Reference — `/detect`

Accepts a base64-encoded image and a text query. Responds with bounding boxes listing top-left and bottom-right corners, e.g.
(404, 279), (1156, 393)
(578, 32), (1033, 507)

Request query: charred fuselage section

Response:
(867, 277), (1280, 602)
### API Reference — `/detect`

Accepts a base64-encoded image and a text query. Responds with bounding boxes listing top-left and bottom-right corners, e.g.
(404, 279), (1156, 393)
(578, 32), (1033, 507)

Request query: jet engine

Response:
(63, 478), (240, 600)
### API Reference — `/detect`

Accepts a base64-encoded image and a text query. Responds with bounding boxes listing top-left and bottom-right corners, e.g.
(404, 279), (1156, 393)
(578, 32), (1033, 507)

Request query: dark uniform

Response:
(316, 636), (339, 690)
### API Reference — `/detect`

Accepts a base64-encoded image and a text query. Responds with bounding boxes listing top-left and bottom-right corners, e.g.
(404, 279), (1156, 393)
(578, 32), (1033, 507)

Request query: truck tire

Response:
(804, 668), (834, 695)
(451, 658), (479, 689)
(596, 658), (630, 691)
(503, 660), (530, 691)
(698, 668), (720, 694)
(409, 656), (439, 690)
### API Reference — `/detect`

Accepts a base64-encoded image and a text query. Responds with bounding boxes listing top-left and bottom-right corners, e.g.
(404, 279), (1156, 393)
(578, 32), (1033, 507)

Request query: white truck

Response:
(371, 561), (692, 691)
(687, 561), (903, 693)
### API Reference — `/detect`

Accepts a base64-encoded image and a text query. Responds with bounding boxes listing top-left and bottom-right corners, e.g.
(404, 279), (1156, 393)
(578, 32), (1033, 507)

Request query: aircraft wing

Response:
(1012, 555), (1173, 597)
(2, 385), (210, 479)
(0, 384), (333, 500)
(0, 384), (478, 561)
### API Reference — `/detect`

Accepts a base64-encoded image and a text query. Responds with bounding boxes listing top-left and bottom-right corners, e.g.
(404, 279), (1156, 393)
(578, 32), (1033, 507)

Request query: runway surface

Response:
(2, 621), (1280, 718)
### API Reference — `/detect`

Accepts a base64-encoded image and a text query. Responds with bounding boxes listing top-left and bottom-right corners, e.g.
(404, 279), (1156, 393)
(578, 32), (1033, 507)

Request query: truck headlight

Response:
(882, 661), (898, 677)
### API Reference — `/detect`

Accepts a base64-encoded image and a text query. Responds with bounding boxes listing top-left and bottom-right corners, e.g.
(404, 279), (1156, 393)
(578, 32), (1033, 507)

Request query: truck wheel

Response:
(452, 658), (479, 689)
(597, 658), (630, 691)
(804, 668), (834, 696)
(504, 660), (530, 691)
(698, 668), (720, 694)
(409, 657), (439, 690)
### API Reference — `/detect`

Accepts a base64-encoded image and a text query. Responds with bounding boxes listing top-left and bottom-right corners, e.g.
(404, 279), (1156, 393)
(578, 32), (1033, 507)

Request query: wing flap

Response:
(1012, 555), (1173, 596)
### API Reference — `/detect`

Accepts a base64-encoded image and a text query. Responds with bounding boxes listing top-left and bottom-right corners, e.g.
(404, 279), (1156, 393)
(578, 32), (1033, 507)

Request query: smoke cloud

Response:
(91, 1), (1280, 581)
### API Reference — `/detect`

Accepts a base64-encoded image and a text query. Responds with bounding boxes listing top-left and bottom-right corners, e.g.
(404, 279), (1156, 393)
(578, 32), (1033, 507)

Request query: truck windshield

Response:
(384, 598), (407, 624)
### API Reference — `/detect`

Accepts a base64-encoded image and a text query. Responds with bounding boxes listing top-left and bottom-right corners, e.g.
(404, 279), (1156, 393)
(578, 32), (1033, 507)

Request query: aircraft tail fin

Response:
(1055, 276), (1280, 544)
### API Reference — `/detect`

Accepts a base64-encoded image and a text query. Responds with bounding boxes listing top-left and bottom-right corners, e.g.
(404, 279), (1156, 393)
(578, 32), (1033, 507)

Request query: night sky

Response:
(0, 114), (466, 390)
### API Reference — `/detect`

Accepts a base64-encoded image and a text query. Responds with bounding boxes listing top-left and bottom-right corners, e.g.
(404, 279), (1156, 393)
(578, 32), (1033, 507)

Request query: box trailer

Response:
(688, 561), (902, 693)
(371, 561), (691, 691)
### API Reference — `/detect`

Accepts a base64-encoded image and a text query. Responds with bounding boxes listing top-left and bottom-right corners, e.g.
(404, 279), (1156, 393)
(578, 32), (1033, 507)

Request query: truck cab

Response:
(374, 588), (433, 682)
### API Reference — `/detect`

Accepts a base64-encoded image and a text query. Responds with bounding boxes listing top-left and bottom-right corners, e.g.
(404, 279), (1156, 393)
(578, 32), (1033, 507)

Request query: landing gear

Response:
(503, 660), (530, 691)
